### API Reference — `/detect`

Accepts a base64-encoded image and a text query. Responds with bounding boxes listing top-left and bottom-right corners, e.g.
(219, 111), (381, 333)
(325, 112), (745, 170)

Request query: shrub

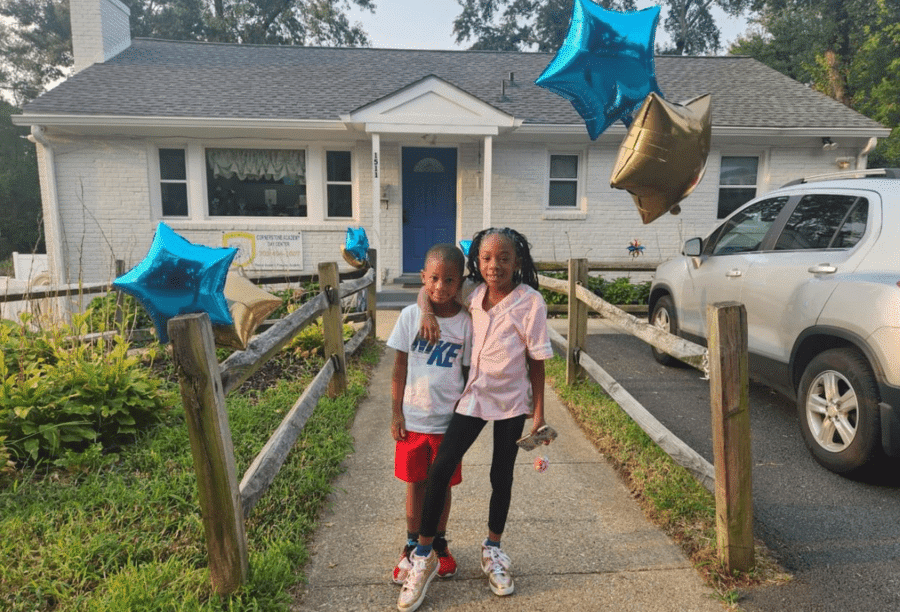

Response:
(0, 313), (174, 464)
(539, 272), (650, 306)
(84, 292), (154, 333)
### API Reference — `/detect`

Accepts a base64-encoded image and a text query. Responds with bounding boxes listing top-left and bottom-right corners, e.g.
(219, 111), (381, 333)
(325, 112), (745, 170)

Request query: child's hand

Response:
(391, 415), (407, 441)
(529, 418), (550, 444)
(419, 313), (441, 344)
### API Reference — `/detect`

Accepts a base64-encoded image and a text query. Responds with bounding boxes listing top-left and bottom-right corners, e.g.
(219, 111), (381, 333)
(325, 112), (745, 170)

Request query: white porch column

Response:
(482, 135), (493, 230)
(371, 133), (382, 291)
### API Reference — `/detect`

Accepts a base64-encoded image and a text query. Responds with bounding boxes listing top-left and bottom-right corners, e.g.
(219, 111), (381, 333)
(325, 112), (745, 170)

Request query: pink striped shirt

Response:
(455, 283), (554, 420)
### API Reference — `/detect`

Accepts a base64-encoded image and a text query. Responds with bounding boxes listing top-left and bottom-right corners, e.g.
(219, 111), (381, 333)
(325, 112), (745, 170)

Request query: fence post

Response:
(567, 258), (588, 385)
(366, 248), (378, 339)
(319, 261), (347, 396)
(707, 301), (754, 573)
(168, 313), (248, 594)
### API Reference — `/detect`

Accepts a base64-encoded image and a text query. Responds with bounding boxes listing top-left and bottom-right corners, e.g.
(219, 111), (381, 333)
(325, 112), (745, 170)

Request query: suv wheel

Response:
(797, 348), (881, 474)
(650, 295), (679, 366)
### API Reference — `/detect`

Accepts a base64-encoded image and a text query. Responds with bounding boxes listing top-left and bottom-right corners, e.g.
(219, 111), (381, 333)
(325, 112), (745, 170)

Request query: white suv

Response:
(649, 169), (900, 475)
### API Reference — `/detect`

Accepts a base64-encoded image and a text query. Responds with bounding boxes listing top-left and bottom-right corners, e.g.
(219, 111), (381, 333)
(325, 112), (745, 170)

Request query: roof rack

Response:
(781, 168), (900, 187)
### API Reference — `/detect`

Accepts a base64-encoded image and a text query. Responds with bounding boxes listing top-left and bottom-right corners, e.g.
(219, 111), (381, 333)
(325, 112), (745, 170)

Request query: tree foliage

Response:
(0, 100), (43, 260)
(451, 0), (752, 55)
(453, 0), (637, 52)
(732, 0), (900, 165)
(658, 0), (752, 55)
(0, 0), (375, 105)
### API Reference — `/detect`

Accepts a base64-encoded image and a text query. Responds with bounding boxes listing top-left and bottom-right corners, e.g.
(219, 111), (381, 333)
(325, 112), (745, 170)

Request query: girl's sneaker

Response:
(397, 551), (438, 612)
(433, 536), (457, 578)
(481, 544), (514, 596)
(392, 543), (416, 585)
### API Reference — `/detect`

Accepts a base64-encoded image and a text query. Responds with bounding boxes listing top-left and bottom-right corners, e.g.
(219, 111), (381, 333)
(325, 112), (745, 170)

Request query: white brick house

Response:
(14, 0), (890, 290)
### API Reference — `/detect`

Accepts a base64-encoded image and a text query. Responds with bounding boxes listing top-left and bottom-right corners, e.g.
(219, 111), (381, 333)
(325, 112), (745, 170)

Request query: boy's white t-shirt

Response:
(387, 304), (473, 434)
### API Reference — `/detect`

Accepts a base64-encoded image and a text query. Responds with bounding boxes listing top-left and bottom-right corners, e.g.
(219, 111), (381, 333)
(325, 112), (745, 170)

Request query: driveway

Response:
(579, 326), (900, 612)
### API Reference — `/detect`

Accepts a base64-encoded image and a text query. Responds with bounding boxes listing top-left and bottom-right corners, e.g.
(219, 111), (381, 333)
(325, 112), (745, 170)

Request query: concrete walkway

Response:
(292, 305), (725, 612)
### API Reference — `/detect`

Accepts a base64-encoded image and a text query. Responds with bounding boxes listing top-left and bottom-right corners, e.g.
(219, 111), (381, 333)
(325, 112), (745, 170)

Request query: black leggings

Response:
(420, 412), (526, 538)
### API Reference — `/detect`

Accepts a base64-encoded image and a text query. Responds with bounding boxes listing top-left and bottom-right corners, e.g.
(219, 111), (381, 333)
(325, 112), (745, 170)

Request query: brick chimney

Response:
(70, 0), (132, 73)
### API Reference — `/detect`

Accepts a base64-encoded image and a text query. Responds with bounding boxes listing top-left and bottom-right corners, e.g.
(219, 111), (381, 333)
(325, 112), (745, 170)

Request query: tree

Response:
(452, 0), (752, 55)
(732, 0), (900, 165)
(0, 0), (376, 105)
(0, 100), (43, 260)
(453, 0), (637, 52)
(658, 0), (753, 55)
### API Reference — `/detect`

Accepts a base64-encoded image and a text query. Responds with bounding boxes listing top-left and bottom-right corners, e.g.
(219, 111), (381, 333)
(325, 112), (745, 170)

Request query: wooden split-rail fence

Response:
(166, 252), (378, 594)
(539, 258), (754, 574)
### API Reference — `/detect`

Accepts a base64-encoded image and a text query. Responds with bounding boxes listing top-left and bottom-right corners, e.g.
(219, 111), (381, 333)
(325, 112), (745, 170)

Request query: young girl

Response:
(397, 227), (554, 612)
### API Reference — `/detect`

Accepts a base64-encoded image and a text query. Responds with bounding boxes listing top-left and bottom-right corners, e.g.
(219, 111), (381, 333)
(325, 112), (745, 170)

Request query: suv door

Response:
(678, 196), (790, 338)
(740, 192), (873, 368)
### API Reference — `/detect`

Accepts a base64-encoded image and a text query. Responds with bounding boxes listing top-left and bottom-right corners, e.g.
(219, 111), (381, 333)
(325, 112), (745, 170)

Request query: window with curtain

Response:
(159, 148), (188, 217)
(326, 150), (353, 218)
(718, 156), (759, 218)
(206, 148), (306, 217)
(549, 153), (579, 207)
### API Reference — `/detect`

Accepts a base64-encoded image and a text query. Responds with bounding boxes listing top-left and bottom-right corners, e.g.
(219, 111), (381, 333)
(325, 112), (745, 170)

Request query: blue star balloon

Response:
(536, 0), (662, 140)
(459, 240), (472, 257)
(341, 226), (369, 268)
(114, 222), (236, 343)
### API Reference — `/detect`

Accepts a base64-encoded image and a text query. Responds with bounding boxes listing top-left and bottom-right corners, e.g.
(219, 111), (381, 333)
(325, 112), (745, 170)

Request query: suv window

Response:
(708, 196), (790, 256)
(774, 194), (869, 251)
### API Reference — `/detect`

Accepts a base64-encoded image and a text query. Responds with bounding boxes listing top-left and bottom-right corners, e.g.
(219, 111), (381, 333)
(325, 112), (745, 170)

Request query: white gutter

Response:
(28, 126), (65, 285)
(11, 114), (348, 131)
(515, 124), (892, 139)
(857, 136), (878, 169)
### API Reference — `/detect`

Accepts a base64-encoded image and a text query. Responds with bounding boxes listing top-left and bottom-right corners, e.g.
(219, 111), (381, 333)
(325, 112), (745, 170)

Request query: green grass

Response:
(545, 357), (789, 605)
(0, 340), (380, 611)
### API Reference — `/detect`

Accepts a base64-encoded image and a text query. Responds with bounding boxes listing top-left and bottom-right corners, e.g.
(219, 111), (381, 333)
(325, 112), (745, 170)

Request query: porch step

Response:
(392, 274), (422, 288)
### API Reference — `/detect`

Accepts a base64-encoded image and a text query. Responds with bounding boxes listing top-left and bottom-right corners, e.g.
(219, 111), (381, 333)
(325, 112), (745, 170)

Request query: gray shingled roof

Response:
(23, 38), (884, 130)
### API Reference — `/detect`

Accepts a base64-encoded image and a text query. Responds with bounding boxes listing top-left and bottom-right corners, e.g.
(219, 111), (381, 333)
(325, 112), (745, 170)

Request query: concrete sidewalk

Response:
(292, 308), (724, 611)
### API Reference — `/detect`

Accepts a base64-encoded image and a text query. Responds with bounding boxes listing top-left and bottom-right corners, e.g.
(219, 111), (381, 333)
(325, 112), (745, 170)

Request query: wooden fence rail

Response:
(168, 255), (377, 594)
(538, 260), (753, 573)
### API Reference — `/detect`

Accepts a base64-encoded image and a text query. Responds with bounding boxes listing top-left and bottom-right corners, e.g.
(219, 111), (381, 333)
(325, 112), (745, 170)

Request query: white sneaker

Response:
(397, 551), (438, 611)
(481, 544), (514, 596)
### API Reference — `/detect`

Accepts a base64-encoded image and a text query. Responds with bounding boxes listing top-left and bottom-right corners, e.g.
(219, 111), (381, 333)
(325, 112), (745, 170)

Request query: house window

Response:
(159, 148), (188, 217)
(205, 148), (306, 217)
(718, 156), (758, 218)
(326, 150), (353, 218)
(549, 154), (579, 207)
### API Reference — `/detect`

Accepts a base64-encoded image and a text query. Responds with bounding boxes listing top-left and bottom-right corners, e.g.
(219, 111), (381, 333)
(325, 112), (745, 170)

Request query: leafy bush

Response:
(0, 313), (174, 464)
(538, 271), (568, 305)
(84, 292), (154, 334)
(539, 272), (650, 306)
(269, 281), (320, 320)
(597, 277), (651, 305)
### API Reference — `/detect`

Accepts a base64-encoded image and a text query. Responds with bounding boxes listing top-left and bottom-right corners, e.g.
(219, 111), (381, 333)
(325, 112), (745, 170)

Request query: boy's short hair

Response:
(424, 243), (465, 276)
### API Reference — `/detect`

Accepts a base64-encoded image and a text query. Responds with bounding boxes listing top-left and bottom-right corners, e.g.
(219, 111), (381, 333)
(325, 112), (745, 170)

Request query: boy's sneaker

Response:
(481, 544), (515, 596)
(397, 551), (438, 612)
(392, 544), (416, 585)
(433, 536), (457, 578)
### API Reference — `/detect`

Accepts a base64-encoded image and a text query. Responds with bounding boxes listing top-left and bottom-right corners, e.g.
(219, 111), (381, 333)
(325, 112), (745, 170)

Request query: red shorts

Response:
(395, 431), (462, 486)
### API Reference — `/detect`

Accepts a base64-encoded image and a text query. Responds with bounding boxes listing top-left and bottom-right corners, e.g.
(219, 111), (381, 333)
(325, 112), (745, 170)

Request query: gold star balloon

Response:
(212, 272), (282, 350)
(610, 92), (712, 224)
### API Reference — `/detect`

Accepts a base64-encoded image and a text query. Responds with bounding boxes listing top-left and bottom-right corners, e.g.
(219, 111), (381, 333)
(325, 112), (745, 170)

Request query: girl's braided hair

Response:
(466, 227), (539, 290)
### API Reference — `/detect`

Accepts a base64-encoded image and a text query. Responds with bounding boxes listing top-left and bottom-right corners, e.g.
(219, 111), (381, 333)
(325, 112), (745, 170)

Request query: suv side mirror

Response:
(683, 237), (702, 257)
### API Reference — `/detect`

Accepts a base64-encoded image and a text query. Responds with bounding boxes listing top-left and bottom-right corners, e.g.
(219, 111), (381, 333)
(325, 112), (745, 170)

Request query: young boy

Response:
(386, 243), (472, 585)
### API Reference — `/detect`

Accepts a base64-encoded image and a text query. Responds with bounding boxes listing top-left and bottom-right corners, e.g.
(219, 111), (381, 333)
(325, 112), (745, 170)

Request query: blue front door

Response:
(402, 147), (457, 273)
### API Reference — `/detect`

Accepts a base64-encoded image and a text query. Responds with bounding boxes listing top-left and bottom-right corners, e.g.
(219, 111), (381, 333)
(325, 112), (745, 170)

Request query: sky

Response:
(346, 1), (752, 52)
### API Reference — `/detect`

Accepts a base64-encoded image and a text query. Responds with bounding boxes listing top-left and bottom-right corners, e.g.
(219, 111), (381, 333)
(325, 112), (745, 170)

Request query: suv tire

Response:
(650, 295), (680, 366)
(797, 348), (881, 474)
